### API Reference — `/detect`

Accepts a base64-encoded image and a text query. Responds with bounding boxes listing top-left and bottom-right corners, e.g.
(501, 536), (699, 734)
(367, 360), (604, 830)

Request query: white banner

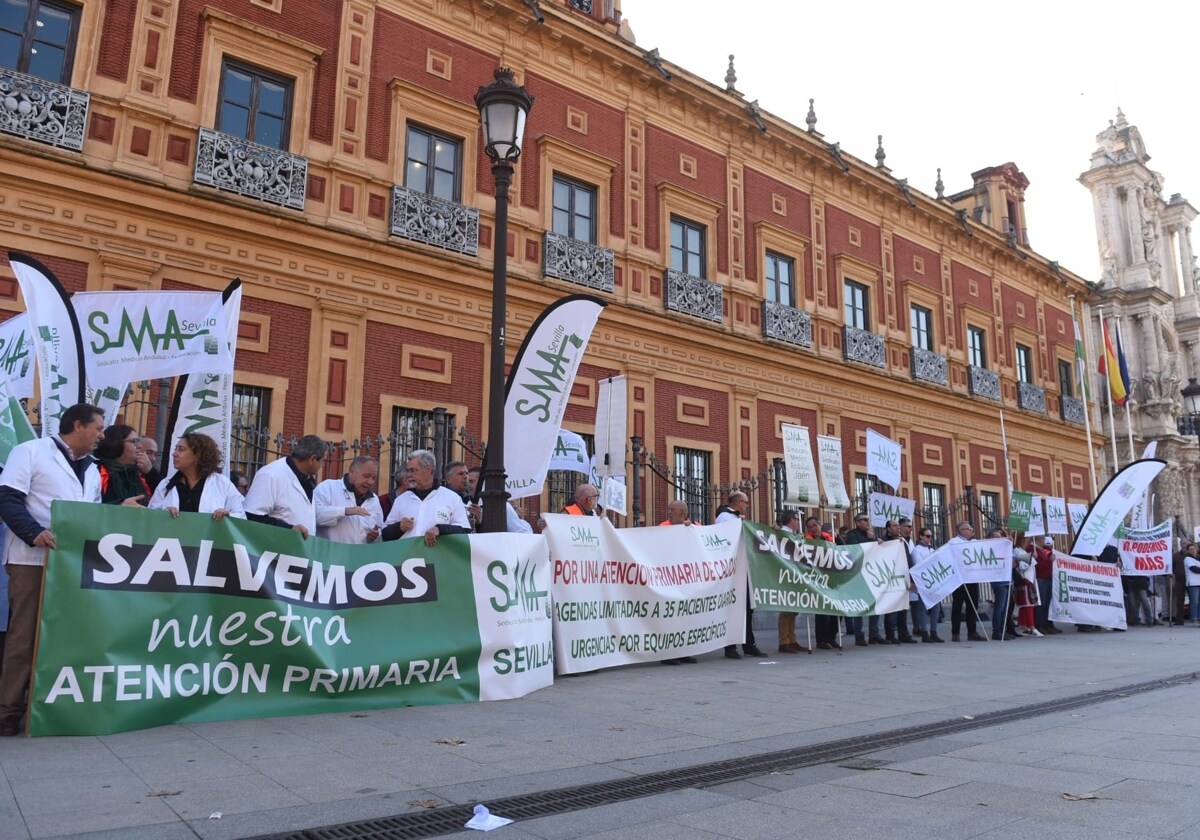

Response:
(911, 546), (964, 609)
(88, 382), (126, 422)
(1071, 459), (1167, 557)
(817, 434), (849, 510)
(1045, 497), (1068, 535)
(868, 492), (916, 528)
(1068, 503), (1087, 534)
(1050, 552), (1127, 629)
(1118, 520), (1172, 576)
(74, 291), (229, 390)
(865, 428), (901, 489)
(542, 515), (745, 674)
(503, 295), (606, 499)
(469, 533), (555, 701)
(1026, 496), (1046, 537)
(165, 283), (242, 475)
(601, 475), (627, 516)
(9, 253), (84, 435)
(0, 313), (35, 399)
(944, 538), (1014, 584)
(548, 429), (590, 474)
(782, 424), (819, 506)
(594, 375), (627, 479)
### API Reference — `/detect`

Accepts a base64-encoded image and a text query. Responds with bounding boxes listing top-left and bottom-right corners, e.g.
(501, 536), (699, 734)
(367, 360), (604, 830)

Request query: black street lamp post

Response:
(1181, 378), (1200, 441)
(475, 68), (533, 534)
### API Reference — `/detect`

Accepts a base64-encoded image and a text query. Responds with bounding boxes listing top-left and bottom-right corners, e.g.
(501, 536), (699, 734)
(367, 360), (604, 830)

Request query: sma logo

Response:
(488, 558), (549, 617)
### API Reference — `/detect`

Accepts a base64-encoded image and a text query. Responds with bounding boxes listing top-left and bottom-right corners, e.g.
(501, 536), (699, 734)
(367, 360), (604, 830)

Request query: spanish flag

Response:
(1099, 321), (1129, 407)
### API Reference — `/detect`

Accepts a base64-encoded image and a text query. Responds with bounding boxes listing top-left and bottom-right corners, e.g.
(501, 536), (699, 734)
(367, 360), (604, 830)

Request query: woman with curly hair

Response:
(148, 432), (245, 520)
(95, 424), (151, 506)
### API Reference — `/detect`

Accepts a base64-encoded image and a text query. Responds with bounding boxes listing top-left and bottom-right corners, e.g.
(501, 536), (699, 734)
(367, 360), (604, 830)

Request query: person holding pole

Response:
(949, 521), (987, 642)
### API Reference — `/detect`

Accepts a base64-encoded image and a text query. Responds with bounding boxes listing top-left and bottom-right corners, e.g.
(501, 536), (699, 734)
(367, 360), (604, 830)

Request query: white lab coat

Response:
(148, 472), (246, 519)
(314, 477), (383, 543)
(383, 485), (469, 538)
(0, 437), (101, 566)
(243, 457), (316, 534)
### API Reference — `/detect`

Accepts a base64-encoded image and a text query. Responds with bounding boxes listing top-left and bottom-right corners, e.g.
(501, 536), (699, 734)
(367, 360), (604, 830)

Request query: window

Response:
(1058, 359), (1075, 398)
(673, 446), (712, 524)
(844, 280), (869, 329)
(1016, 344), (1033, 384)
(229, 384), (273, 478)
(765, 252), (795, 306)
(910, 304), (933, 351)
(547, 433), (594, 514)
(921, 482), (947, 545)
(0, 0), (80, 84)
(552, 176), (595, 243)
(389, 406), (456, 485)
(979, 491), (1001, 531)
(967, 326), (987, 368)
(217, 60), (292, 149)
(669, 217), (705, 278)
(404, 125), (462, 202)
(853, 471), (883, 516)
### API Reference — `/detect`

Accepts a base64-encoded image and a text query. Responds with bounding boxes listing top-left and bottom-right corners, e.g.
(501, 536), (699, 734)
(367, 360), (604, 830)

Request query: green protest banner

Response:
(29, 502), (552, 736)
(740, 521), (908, 616)
(1007, 491), (1033, 531)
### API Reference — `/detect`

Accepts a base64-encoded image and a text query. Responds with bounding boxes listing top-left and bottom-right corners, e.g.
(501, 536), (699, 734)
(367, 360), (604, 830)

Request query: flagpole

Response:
(1114, 317), (1136, 463)
(1072, 295), (1100, 498)
(1098, 307), (1121, 471)
(1000, 410), (1013, 516)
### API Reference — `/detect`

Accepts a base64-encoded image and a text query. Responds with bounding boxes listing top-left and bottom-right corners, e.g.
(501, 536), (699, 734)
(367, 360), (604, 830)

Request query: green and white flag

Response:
(29, 503), (552, 736)
(816, 435), (849, 510)
(0, 371), (36, 466)
(0, 312), (35, 398)
(1007, 491), (1033, 531)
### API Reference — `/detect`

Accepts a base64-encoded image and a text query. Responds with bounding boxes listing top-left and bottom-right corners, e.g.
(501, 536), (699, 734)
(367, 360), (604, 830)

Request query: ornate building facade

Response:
(1081, 110), (1200, 532)
(0, 0), (1100, 531)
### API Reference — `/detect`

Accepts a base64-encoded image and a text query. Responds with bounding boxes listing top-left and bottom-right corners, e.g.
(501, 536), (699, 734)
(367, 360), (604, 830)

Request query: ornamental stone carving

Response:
(762, 301), (811, 347)
(968, 365), (1000, 401)
(1017, 382), (1046, 413)
(543, 232), (614, 292)
(390, 184), (479, 255)
(911, 346), (948, 385)
(194, 127), (307, 211)
(843, 326), (885, 368)
(665, 269), (723, 323)
(0, 68), (88, 152)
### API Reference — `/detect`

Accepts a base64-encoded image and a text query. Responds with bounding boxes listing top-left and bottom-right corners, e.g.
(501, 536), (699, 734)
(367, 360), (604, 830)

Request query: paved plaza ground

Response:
(1, 622), (1197, 840)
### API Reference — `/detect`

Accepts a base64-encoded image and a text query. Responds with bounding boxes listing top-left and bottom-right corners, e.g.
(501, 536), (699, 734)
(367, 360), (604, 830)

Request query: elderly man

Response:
(948, 521), (987, 642)
(841, 512), (876, 646)
(244, 434), (329, 538)
(382, 449), (471, 547)
(776, 510), (809, 654)
(562, 483), (600, 516)
(660, 499), (699, 665)
(0, 403), (104, 737)
(715, 491), (766, 659)
(138, 435), (163, 492)
(314, 456), (383, 543)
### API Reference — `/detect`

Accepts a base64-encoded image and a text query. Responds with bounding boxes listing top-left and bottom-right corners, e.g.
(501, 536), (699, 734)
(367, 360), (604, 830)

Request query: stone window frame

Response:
(754, 221), (808, 309)
(538, 135), (616, 248)
(388, 78), (480, 205)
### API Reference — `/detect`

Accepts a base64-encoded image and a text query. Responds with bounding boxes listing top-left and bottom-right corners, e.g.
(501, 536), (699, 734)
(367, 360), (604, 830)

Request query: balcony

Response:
(761, 301), (811, 347)
(665, 269), (723, 323)
(543, 232), (614, 292)
(911, 346), (948, 385)
(1061, 395), (1086, 425)
(968, 365), (1001, 401)
(0, 68), (88, 152)
(194, 127), (307, 211)
(390, 184), (479, 256)
(842, 325), (885, 368)
(1018, 382), (1046, 413)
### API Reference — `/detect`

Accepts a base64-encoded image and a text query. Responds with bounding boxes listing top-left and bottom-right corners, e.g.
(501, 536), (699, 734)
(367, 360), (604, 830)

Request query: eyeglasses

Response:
(921, 533), (932, 537)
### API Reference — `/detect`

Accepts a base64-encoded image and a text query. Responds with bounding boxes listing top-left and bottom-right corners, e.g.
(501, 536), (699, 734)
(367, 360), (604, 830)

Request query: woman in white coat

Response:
(148, 433), (245, 520)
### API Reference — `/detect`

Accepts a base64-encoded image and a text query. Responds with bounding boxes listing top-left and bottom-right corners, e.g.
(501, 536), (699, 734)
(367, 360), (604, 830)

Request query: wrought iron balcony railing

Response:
(664, 269), (723, 323)
(543, 232), (614, 292)
(843, 325), (885, 368)
(1061, 395), (1086, 425)
(761, 300), (811, 347)
(1017, 382), (1046, 413)
(0, 68), (88, 151)
(390, 184), (479, 256)
(194, 127), (307, 210)
(968, 365), (1001, 401)
(911, 346), (948, 385)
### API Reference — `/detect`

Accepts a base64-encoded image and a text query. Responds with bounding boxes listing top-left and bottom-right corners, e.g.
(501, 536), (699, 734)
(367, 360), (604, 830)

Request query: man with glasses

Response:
(381, 449), (470, 547)
(562, 484), (600, 516)
(911, 527), (945, 641)
(841, 512), (876, 646)
(948, 521), (987, 641)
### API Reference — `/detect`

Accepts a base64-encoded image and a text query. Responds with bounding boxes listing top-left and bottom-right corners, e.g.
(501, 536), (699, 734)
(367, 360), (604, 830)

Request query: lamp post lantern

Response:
(475, 68), (533, 533)
(1181, 378), (1200, 441)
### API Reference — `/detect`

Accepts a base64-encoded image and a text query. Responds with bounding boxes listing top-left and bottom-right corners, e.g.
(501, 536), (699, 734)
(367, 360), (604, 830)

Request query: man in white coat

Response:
(381, 449), (470, 547)
(244, 434), (329, 538)
(314, 456), (383, 543)
(0, 403), (104, 736)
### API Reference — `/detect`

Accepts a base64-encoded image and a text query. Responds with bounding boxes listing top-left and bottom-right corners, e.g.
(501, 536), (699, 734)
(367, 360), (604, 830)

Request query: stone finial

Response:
(806, 98), (818, 133)
(725, 54), (739, 94)
(1114, 107), (1127, 127)
(875, 135), (886, 169)
(935, 167), (945, 199)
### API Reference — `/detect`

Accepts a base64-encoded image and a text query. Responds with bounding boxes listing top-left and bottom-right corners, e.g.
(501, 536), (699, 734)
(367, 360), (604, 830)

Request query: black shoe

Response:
(0, 716), (19, 737)
(899, 636), (918, 644)
(887, 638), (901, 645)
(743, 646), (767, 657)
(928, 633), (945, 643)
(679, 656), (699, 664)
(919, 632), (930, 642)
(817, 642), (834, 650)
(724, 646), (742, 659)
(869, 636), (887, 645)
(663, 658), (682, 665)
(855, 636), (869, 647)
(967, 633), (988, 642)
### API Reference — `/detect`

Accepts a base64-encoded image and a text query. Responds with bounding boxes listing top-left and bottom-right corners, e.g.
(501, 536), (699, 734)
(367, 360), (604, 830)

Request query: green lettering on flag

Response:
(1007, 491), (1033, 531)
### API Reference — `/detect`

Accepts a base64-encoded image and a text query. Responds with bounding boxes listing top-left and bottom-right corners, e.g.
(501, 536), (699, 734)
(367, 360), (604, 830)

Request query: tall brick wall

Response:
(743, 168), (813, 297)
(95, 0), (139, 82)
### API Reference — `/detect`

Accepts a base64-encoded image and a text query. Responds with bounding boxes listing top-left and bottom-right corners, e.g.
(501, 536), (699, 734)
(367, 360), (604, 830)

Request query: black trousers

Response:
(814, 614), (839, 645)
(951, 583), (980, 635)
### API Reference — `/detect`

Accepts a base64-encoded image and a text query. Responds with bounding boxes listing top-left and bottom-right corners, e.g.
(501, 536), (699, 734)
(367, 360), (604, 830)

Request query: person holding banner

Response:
(148, 433), (245, 521)
(775, 510), (809, 654)
(841, 513), (875, 647)
(660, 500), (700, 665)
(911, 526), (944, 642)
(948, 522), (987, 642)
(1032, 536), (1060, 634)
(882, 520), (917, 644)
(717, 492), (766, 659)
(244, 434), (329, 538)
(1184, 543), (1200, 627)
(95, 425), (152, 507)
(0, 403), (104, 737)
(313, 456), (383, 543)
(381, 449), (471, 547)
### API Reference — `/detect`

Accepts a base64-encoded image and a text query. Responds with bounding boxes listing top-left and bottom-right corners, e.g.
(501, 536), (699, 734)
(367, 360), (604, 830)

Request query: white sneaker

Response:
(1030, 628), (1044, 637)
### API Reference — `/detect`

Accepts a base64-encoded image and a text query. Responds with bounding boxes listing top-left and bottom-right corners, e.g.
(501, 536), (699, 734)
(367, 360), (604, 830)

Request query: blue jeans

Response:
(1190, 586), (1200, 622)
(845, 616), (863, 638)
(927, 602), (943, 632)
(909, 599), (927, 633)
(992, 583), (1010, 637)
